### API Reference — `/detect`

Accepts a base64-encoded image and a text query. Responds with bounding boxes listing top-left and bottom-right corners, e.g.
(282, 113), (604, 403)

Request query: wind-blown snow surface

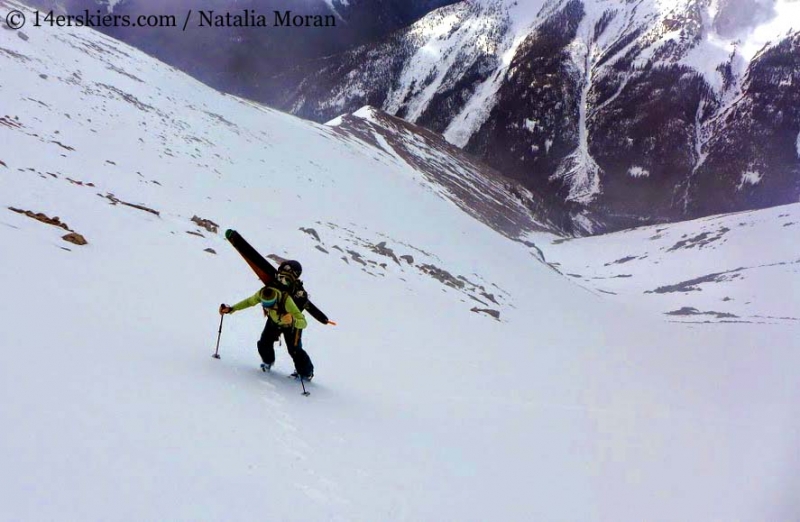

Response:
(2, 2), (800, 520)
(540, 203), (800, 324)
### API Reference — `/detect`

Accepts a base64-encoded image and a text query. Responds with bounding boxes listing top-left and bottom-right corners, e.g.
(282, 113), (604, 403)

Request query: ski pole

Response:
(300, 377), (310, 397)
(212, 307), (225, 359)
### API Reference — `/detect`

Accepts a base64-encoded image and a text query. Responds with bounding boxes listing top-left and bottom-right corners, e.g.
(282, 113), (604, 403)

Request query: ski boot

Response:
(290, 371), (313, 382)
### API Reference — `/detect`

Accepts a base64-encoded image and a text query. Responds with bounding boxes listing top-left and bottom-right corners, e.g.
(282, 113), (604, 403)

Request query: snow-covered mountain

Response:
(2, 1), (800, 520)
(282, 0), (800, 234)
(326, 106), (573, 236)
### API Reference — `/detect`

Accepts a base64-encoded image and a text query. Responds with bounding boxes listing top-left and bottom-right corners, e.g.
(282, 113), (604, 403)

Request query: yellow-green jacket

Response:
(230, 287), (307, 329)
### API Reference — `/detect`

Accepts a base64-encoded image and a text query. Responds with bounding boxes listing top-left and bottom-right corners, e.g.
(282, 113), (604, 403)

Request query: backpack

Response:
(276, 270), (309, 311)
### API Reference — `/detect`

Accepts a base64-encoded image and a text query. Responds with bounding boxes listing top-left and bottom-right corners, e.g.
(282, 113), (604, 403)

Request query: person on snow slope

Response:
(219, 260), (314, 381)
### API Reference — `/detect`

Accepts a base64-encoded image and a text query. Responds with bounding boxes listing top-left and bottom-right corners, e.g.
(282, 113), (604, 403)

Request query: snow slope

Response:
(541, 203), (800, 324)
(2, 1), (800, 520)
(327, 106), (569, 237)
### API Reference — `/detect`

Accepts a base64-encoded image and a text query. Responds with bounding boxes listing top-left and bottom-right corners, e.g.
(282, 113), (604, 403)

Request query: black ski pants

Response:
(257, 318), (314, 377)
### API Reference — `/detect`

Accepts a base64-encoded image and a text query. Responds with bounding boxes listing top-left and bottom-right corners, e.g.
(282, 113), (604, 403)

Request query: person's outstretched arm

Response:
(220, 291), (261, 314)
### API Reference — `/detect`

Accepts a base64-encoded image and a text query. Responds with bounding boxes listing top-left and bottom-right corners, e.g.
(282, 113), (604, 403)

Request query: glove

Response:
(279, 313), (294, 326)
(219, 304), (233, 315)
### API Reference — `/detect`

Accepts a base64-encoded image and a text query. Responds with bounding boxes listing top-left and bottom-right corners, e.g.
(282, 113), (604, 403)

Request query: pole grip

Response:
(213, 307), (225, 359)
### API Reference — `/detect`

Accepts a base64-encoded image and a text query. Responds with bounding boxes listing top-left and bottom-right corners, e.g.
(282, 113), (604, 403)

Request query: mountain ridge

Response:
(281, 0), (800, 234)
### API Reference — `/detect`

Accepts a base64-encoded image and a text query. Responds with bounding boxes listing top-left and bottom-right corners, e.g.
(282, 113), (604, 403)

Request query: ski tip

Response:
(224, 229), (235, 240)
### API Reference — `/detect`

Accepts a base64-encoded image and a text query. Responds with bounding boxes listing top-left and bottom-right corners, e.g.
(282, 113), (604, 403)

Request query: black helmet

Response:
(278, 260), (302, 278)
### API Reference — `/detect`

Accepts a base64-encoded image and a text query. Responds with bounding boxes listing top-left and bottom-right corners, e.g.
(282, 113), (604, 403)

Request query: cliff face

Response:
(282, 0), (800, 234)
(687, 32), (800, 217)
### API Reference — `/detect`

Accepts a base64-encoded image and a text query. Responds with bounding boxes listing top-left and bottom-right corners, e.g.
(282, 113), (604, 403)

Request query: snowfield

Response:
(540, 203), (800, 325)
(1, 1), (800, 521)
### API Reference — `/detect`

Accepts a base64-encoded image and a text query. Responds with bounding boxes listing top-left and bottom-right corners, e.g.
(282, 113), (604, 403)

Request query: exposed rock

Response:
(666, 228), (729, 252)
(191, 215), (219, 234)
(470, 307), (500, 320)
(666, 307), (738, 319)
(8, 207), (69, 230)
(418, 264), (465, 289)
(369, 241), (400, 264)
(605, 256), (638, 266)
(480, 292), (499, 305)
(300, 227), (321, 242)
(62, 232), (87, 246)
(647, 269), (745, 294)
(100, 193), (160, 216)
(95, 83), (157, 113)
(0, 116), (23, 130)
(468, 294), (489, 306)
(8, 206), (89, 246)
(66, 177), (95, 187)
(204, 248), (217, 255)
(346, 250), (368, 266)
(51, 140), (75, 151)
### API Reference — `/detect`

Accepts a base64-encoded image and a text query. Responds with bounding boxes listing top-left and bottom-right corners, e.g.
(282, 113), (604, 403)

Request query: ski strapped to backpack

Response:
(225, 229), (332, 325)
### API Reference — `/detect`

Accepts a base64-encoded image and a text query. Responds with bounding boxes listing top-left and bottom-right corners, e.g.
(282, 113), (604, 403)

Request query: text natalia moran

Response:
(197, 10), (337, 28)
